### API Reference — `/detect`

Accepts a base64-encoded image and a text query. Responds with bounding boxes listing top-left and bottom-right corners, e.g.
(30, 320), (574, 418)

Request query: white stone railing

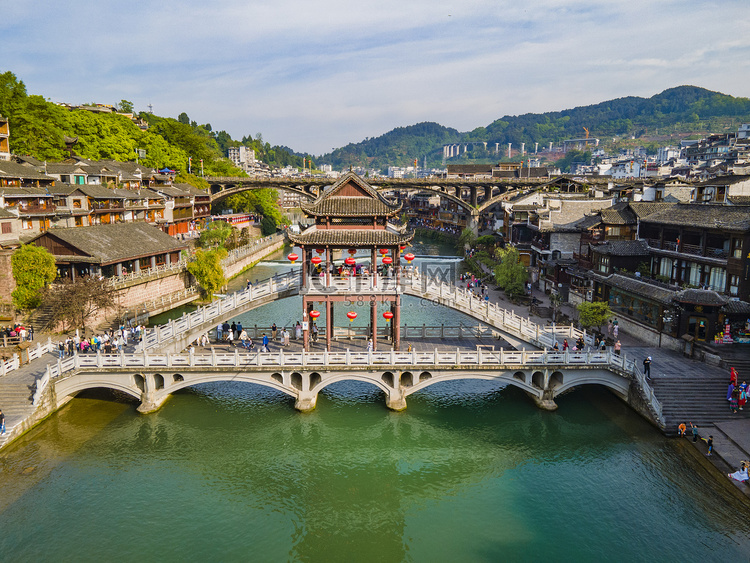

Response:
(0, 337), (54, 380)
(139, 270), (595, 353)
(303, 275), (400, 293)
(142, 286), (200, 313)
(139, 271), (302, 351)
(107, 259), (188, 287)
(46, 347), (633, 376)
(220, 233), (284, 269)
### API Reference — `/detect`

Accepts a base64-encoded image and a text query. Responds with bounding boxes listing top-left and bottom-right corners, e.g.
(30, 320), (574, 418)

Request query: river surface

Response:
(1, 239), (749, 561)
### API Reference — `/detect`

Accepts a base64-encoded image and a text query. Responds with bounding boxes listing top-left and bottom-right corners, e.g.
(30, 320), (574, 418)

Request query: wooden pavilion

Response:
(287, 172), (414, 351)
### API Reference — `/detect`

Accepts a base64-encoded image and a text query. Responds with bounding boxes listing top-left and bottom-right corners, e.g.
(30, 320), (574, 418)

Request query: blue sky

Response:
(3, 0), (750, 155)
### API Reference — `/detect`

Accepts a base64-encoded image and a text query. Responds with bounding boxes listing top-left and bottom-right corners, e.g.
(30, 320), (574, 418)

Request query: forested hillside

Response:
(0, 71), (307, 175)
(321, 86), (750, 170)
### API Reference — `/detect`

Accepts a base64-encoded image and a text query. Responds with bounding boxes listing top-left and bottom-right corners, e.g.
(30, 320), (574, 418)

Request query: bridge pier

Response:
(526, 389), (558, 411)
(386, 389), (407, 411)
(295, 391), (318, 413)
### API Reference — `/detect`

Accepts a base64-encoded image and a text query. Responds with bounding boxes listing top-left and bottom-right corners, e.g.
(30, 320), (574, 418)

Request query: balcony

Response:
(17, 203), (56, 215)
(91, 201), (125, 212)
(645, 238), (729, 259)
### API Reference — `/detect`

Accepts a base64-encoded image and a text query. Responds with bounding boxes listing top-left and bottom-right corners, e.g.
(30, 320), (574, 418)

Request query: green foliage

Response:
(11, 245), (57, 309)
(554, 150), (591, 173)
(197, 221), (233, 248)
(116, 100), (134, 113)
(458, 227), (477, 249)
(187, 247), (228, 297)
(474, 235), (496, 248)
(216, 188), (287, 233)
(493, 247), (528, 298)
(576, 301), (612, 331)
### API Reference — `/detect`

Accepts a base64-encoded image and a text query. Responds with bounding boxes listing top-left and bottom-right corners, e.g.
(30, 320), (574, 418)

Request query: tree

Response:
(197, 220), (233, 248)
(187, 248), (228, 298)
(178, 112), (190, 125)
(43, 278), (117, 332)
(493, 247), (528, 298)
(458, 227), (476, 249)
(576, 301), (612, 333)
(116, 100), (134, 113)
(11, 245), (57, 310)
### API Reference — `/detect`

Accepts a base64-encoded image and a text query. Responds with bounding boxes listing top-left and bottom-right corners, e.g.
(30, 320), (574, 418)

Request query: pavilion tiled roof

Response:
(287, 225), (414, 247)
(29, 223), (187, 265)
(674, 289), (727, 307)
(0, 160), (54, 181)
(628, 202), (677, 219)
(300, 172), (401, 217)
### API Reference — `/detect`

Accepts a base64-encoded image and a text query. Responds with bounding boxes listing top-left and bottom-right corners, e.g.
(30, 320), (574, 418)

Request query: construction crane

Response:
(583, 127), (590, 139)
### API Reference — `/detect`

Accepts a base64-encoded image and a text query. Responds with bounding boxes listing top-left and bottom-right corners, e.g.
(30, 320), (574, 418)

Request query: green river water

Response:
(1, 240), (749, 562)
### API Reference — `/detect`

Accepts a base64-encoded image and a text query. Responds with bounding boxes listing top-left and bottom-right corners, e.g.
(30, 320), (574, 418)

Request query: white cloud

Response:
(3, 0), (750, 154)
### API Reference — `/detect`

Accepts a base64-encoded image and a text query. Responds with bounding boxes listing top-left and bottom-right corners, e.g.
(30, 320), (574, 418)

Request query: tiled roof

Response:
(0, 160), (55, 181)
(301, 172), (401, 217)
(628, 201), (678, 219)
(0, 208), (18, 219)
(723, 300), (750, 315)
(728, 195), (750, 205)
(640, 203), (750, 232)
(47, 183), (84, 196)
(591, 239), (650, 256)
(599, 202), (637, 225)
(674, 289), (727, 307)
(30, 223), (187, 265)
(79, 185), (125, 199)
(288, 226), (414, 247)
(0, 187), (52, 197)
(602, 273), (676, 305)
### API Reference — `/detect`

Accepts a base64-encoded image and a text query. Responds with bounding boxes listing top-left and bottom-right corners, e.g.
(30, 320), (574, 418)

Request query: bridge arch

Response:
(55, 379), (143, 404)
(313, 373), (392, 396)
(552, 371), (630, 399)
(402, 371), (542, 399)
(155, 373), (298, 401)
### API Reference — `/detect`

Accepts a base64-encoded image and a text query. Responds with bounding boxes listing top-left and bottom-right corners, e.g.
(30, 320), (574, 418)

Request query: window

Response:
(73, 199), (82, 209)
(732, 239), (743, 259)
(1, 222), (11, 234)
(21, 218), (33, 230)
(730, 275), (740, 297)
(709, 267), (726, 292)
(74, 216), (84, 227)
(598, 255), (609, 273)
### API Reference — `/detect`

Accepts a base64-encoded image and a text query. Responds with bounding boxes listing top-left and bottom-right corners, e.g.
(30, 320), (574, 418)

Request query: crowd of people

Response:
(57, 325), (145, 357)
(2, 324), (33, 342)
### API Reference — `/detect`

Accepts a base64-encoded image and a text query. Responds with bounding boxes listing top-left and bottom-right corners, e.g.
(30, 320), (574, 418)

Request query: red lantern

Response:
(400, 245), (407, 251)
(404, 252), (415, 263)
(316, 248), (325, 255)
(311, 256), (321, 265)
(383, 311), (394, 323)
(309, 310), (321, 320)
(288, 253), (299, 264)
(345, 257), (356, 266)
(379, 248), (388, 256)
(348, 248), (357, 255)
(382, 256), (393, 265)
(347, 311), (357, 322)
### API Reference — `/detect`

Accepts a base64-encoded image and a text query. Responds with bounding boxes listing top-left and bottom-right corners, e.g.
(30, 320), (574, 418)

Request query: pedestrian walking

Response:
(613, 324), (619, 338)
(562, 339), (569, 351)
(690, 422), (699, 443)
(731, 388), (740, 413)
(614, 340), (621, 355)
(702, 435), (714, 456)
(0, 408), (5, 434)
(607, 320), (613, 337)
(216, 322), (223, 342)
(740, 381), (748, 410)
(262, 333), (269, 352)
(643, 356), (652, 379)
(272, 323), (278, 341)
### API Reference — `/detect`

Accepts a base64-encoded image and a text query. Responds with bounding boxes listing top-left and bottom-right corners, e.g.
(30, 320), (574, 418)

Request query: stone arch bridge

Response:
(38, 347), (660, 427)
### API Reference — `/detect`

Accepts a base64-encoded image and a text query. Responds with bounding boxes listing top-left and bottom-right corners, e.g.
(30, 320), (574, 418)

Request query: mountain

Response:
(321, 86), (750, 170)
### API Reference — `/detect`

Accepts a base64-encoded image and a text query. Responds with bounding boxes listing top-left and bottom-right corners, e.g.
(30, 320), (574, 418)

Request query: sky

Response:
(3, 0), (750, 155)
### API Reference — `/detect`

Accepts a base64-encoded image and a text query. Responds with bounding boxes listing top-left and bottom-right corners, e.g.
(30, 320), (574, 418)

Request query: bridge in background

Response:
(137, 270), (593, 355)
(205, 175), (618, 216)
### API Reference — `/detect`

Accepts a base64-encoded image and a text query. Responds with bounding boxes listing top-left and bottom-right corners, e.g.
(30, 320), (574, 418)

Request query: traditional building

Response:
(287, 172), (414, 351)
(28, 222), (187, 280)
